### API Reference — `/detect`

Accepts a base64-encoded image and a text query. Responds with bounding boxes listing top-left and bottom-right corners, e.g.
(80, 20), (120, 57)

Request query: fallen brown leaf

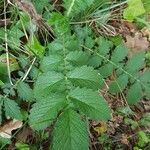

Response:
(0, 120), (23, 139)
(125, 32), (149, 56)
(141, 27), (150, 41)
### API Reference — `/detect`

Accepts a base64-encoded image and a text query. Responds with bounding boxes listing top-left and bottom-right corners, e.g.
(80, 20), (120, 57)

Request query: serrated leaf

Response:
(34, 71), (64, 101)
(63, 0), (95, 17)
(66, 51), (89, 66)
(48, 12), (70, 35)
(69, 87), (111, 120)
(67, 66), (103, 89)
(40, 55), (62, 72)
(52, 109), (89, 150)
(4, 98), (22, 120)
(99, 63), (114, 78)
(109, 74), (128, 93)
(8, 26), (24, 49)
(143, 83), (150, 98)
(140, 69), (150, 82)
(17, 81), (33, 102)
(97, 37), (113, 56)
(111, 44), (130, 63)
(85, 36), (94, 49)
(29, 94), (66, 130)
(125, 52), (145, 74)
(127, 82), (143, 104)
(123, 0), (145, 21)
(88, 55), (103, 67)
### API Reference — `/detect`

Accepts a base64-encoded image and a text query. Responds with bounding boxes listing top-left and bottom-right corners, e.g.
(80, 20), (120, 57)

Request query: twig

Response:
(4, 0), (13, 85)
(22, 57), (36, 81)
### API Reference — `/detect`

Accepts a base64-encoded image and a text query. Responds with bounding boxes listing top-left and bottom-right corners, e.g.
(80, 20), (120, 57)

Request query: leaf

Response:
(142, 0), (150, 12)
(0, 54), (19, 82)
(17, 81), (33, 102)
(48, 12), (70, 35)
(66, 51), (89, 66)
(0, 80), (4, 86)
(109, 74), (128, 93)
(97, 37), (113, 56)
(26, 35), (45, 58)
(63, 0), (95, 17)
(52, 109), (89, 150)
(139, 112), (150, 127)
(140, 69), (150, 82)
(8, 26), (24, 49)
(111, 44), (130, 63)
(94, 122), (107, 135)
(0, 120), (23, 139)
(15, 142), (30, 150)
(127, 82), (143, 104)
(123, 0), (145, 21)
(4, 98), (22, 120)
(67, 66), (103, 89)
(125, 52), (145, 74)
(32, 0), (50, 14)
(34, 71), (64, 101)
(29, 94), (66, 130)
(99, 63), (114, 78)
(40, 55), (62, 72)
(143, 83), (150, 98)
(69, 87), (111, 120)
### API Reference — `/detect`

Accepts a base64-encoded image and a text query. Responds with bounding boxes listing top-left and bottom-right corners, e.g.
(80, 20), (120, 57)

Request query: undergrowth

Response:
(0, 0), (150, 149)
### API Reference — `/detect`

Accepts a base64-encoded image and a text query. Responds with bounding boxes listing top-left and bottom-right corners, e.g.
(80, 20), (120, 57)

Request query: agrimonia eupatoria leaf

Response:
(17, 81), (33, 102)
(34, 71), (64, 101)
(125, 52), (145, 74)
(29, 94), (66, 130)
(109, 74), (128, 93)
(4, 98), (22, 120)
(111, 44), (130, 63)
(52, 109), (89, 150)
(69, 87), (111, 120)
(66, 51), (89, 66)
(67, 66), (103, 90)
(40, 55), (62, 72)
(127, 82), (143, 105)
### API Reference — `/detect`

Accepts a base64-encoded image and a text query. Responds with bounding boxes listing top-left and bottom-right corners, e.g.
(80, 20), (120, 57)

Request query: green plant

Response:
(1, 0), (150, 149)
(28, 34), (111, 149)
